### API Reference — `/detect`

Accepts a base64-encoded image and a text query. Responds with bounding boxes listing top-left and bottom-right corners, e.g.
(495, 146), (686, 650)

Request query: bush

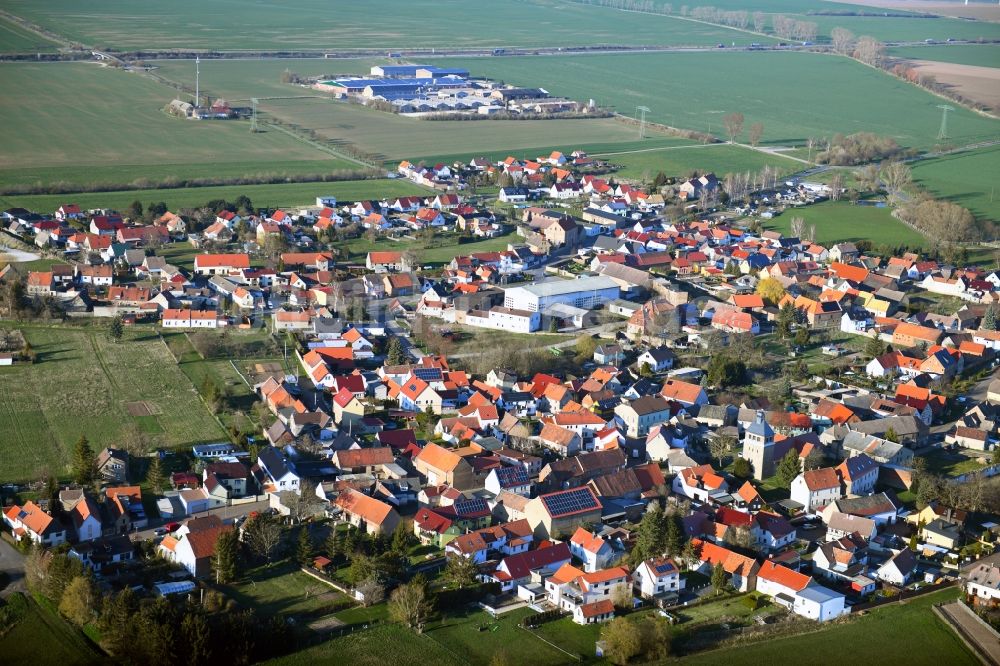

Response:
(521, 609), (562, 628)
(433, 582), (500, 610)
(0, 592), (29, 633)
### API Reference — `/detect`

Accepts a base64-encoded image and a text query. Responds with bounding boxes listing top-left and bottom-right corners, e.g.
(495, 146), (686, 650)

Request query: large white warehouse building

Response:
(503, 276), (620, 312)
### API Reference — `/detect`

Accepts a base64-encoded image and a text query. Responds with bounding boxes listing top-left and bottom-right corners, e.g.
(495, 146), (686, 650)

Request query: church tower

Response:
(742, 410), (775, 480)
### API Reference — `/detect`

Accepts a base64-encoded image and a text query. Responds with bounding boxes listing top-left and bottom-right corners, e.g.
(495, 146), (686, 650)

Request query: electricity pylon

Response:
(636, 105), (651, 139)
(937, 104), (954, 141)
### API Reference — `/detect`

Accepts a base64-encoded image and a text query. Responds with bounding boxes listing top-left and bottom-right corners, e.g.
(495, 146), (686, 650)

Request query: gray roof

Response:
(745, 411), (774, 438)
(509, 276), (618, 299)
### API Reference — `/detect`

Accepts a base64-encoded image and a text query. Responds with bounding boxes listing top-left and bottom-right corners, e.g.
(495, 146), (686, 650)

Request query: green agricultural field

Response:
(435, 51), (1000, 151)
(0, 62), (334, 181)
(682, 588), (975, 666)
(764, 201), (928, 249)
(0, 179), (429, 215)
(0, 160), (366, 195)
(671, 0), (1000, 42)
(889, 44), (1000, 68)
(0, 324), (227, 483)
(2, 0), (770, 51)
(910, 146), (1000, 222)
(594, 143), (803, 179)
(0, 16), (60, 53)
(259, 96), (685, 164)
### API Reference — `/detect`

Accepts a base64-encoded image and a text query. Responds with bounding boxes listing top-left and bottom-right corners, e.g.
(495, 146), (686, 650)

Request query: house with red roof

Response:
(335, 489), (399, 535)
(157, 515), (232, 577)
(672, 464), (729, 503)
(545, 563), (629, 624)
(691, 538), (759, 592)
(193, 253), (250, 276)
(756, 560), (846, 622)
(3, 501), (67, 546)
(569, 527), (620, 572)
(487, 541), (572, 592)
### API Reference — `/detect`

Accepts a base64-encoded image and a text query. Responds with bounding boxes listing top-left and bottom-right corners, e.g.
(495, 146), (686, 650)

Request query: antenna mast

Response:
(195, 56), (200, 107)
(250, 98), (259, 133)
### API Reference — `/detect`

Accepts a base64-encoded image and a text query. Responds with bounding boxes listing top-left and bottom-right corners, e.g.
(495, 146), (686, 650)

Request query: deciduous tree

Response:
(831, 27), (855, 54)
(442, 553), (479, 589)
(756, 277), (786, 306)
(748, 122), (764, 147)
(389, 581), (429, 631)
(722, 112), (744, 143)
(601, 617), (643, 665)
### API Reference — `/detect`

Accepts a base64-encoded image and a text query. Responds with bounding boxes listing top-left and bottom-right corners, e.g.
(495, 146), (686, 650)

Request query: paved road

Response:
(132, 498), (269, 542)
(0, 537), (26, 599)
(939, 600), (1000, 666)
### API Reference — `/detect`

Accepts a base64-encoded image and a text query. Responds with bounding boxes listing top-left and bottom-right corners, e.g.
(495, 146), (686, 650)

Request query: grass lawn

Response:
(223, 560), (351, 619)
(674, 593), (777, 624)
(595, 143), (802, 181)
(334, 603), (392, 627)
(763, 201), (928, 249)
(910, 145), (1000, 223)
(529, 615), (606, 662)
(0, 16), (60, 52)
(424, 607), (571, 666)
(921, 448), (990, 478)
(0, 324), (226, 483)
(681, 587), (976, 665)
(0, 594), (104, 665)
(435, 51), (1000, 150)
(0, 179), (428, 216)
(263, 622), (461, 666)
(0, 62), (331, 175)
(888, 44), (1000, 69)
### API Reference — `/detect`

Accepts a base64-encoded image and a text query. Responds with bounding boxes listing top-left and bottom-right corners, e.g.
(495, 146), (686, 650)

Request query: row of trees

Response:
(720, 164), (782, 204)
(814, 132), (906, 166)
(897, 197), (985, 245)
(770, 14), (818, 42)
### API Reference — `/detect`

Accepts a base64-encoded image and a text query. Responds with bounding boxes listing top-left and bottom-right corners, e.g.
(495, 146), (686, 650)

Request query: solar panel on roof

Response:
(541, 488), (597, 517)
(413, 368), (441, 381)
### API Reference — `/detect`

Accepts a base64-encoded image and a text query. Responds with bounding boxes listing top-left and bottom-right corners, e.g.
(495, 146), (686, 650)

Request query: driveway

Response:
(132, 498), (269, 542)
(938, 600), (1000, 666)
(0, 536), (26, 598)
